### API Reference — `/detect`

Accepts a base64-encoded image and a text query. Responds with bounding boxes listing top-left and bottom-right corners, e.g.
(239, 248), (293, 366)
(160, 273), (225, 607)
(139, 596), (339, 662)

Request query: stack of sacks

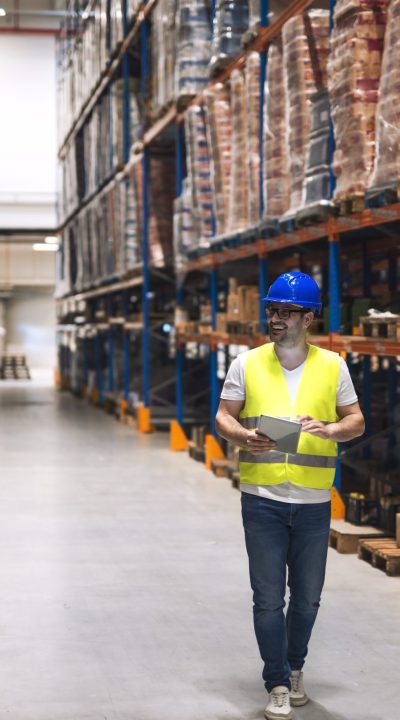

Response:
(228, 69), (249, 232)
(173, 178), (196, 269)
(127, 157), (175, 269)
(148, 157), (176, 267)
(125, 163), (143, 270)
(282, 10), (330, 214)
(248, 0), (260, 36)
(209, 0), (249, 75)
(175, 0), (212, 101)
(245, 52), (261, 225)
(370, 0), (400, 189)
(263, 38), (290, 218)
(150, 0), (176, 119)
(328, 6), (387, 199)
(185, 105), (214, 245)
(204, 83), (232, 236)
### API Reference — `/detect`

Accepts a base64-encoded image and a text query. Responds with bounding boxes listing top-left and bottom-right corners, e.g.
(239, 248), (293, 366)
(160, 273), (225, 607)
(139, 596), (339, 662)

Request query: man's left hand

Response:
(298, 416), (334, 440)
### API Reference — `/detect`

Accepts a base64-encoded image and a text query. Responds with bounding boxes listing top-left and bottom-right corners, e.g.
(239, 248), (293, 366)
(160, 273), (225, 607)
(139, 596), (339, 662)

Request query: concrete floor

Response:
(0, 380), (398, 720)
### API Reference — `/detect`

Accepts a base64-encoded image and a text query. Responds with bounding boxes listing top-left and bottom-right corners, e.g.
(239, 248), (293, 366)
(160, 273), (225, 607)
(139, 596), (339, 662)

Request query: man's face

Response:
(266, 304), (314, 346)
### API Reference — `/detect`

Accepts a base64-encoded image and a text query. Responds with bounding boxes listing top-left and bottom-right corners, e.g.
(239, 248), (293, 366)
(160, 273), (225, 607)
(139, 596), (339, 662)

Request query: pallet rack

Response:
(56, 0), (400, 516)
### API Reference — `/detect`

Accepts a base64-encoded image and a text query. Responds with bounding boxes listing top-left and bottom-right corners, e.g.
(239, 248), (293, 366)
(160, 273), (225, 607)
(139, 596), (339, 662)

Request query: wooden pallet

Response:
(296, 201), (337, 226)
(329, 519), (385, 554)
(365, 183), (400, 208)
(358, 538), (400, 577)
(188, 441), (205, 463)
(211, 458), (235, 478)
(336, 194), (365, 215)
(359, 315), (400, 340)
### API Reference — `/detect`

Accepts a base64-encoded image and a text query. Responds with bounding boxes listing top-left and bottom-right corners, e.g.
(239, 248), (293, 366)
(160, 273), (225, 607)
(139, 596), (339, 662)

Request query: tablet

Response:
(257, 414), (302, 454)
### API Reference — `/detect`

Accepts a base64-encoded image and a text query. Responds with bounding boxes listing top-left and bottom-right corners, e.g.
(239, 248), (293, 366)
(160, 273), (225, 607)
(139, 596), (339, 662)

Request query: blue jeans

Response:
(241, 492), (331, 693)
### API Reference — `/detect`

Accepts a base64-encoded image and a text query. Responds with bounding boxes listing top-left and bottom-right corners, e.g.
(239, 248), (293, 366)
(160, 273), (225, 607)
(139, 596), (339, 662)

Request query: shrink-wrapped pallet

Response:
(283, 10), (330, 214)
(209, 0), (249, 76)
(370, 0), (400, 188)
(263, 39), (290, 218)
(328, 10), (387, 199)
(185, 105), (214, 244)
(124, 165), (143, 270)
(175, 0), (212, 102)
(173, 178), (196, 269)
(204, 83), (232, 236)
(150, 0), (177, 119)
(149, 156), (176, 267)
(228, 69), (249, 232)
(245, 52), (261, 225)
(334, 0), (389, 21)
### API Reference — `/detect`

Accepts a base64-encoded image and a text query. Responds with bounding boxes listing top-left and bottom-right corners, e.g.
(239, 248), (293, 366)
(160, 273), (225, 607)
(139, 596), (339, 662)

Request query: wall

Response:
(0, 34), (57, 228)
(5, 288), (56, 370)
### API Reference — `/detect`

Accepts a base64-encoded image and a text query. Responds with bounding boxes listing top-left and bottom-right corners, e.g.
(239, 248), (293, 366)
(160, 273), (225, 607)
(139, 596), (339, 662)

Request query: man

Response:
(216, 271), (364, 720)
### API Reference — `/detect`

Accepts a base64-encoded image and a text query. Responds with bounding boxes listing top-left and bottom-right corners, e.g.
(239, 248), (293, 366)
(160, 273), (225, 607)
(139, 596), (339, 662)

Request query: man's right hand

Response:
(244, 429), (277, 454)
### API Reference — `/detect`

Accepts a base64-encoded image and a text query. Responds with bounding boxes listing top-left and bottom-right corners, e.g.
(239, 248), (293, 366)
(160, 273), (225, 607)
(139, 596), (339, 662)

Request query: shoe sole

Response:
(290, 694), (309, 707)
(264, 711), (293, 720)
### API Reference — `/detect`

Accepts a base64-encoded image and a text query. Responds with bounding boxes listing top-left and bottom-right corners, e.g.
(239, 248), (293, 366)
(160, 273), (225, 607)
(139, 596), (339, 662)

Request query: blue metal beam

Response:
(329, 238), (340, 332)
(210, 268), (219, 436)
(259, 255), (268, 334)
(362, 355), (371, 459)
(107, 295), (114, 393)
(122, 0), (131, 165)
(122, 290), (130, 401)
(141, 15), (150, 408)
(259, 0), (269, 218)
(329, 0), (336, 199)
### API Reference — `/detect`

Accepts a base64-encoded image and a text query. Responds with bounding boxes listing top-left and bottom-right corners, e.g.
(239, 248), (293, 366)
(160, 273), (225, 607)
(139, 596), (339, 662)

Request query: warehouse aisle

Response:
(0, 382), (398, 720)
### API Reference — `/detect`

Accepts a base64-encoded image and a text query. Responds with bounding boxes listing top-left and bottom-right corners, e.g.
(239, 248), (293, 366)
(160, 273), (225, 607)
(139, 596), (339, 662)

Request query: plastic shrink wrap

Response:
(149, 156), (176, 267)
(203, 83), (232, 236)
(370, 0), (400, 188)
(173, 178), (196, 270)
(263, 39), (290, 218)
(150, 0), (177, 119)
(228, 69), (249, 232)
(209, 0), (249, 76)
(245, 52), (261, 225)
(282, 10), (330, 215)
(328, 9), (387, 200)
(185, 105), (214, 246)
(175, 0), (212, 102)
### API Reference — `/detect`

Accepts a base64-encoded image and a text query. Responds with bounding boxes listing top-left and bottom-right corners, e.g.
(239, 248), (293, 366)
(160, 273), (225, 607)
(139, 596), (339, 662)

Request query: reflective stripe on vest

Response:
(238, 343), (340, 490)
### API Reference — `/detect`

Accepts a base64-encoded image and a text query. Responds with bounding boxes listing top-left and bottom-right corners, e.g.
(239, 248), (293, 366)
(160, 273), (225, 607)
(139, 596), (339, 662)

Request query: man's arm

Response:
(299, 401), (365, 442)
(216, 399), (277, 454)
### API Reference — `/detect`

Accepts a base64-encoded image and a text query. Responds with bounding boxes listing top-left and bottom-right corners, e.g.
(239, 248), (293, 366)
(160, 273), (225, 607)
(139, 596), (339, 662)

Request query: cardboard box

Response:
(216, 313), (227, 333)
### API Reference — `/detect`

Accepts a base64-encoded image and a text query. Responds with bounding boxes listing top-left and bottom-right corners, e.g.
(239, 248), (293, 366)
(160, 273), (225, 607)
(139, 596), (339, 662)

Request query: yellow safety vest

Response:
(239, 343), (340, 489)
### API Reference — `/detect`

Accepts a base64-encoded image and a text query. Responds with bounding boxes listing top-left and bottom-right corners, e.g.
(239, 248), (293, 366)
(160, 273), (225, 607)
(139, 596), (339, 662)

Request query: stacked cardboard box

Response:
(226, 279), (259, 325)
(282, 10), (330, 215)
(228, 70), (250, 232)
(204, 83), (232, 236)
(370, 0), (400, 189)
(246, 52), (261, 225)
(185, 105), (214, 244)
(263, 38), (290, 218)
(175, 0), (212, 102)
(328, 8), (387, 200)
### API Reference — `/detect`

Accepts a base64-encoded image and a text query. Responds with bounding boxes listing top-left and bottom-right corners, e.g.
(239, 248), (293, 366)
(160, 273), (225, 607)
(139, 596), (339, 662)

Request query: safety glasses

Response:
(265, 306), (306, 320)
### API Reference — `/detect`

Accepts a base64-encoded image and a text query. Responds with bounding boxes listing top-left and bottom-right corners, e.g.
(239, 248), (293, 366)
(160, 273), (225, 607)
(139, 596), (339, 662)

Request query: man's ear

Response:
(303, 312), (314, 328)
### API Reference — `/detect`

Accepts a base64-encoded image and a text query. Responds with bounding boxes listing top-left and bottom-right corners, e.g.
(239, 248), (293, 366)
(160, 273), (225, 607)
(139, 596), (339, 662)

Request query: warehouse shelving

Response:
(56, 0), (400, 526)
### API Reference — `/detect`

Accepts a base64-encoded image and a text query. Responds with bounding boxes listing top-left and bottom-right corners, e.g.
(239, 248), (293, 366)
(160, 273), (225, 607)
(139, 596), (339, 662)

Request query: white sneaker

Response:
(289, 670), (309, 706)
(264, 686), (293, 719)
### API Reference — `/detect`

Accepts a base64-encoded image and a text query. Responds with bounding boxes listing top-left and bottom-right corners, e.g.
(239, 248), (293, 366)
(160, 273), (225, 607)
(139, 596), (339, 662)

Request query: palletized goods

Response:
(370, 0), (400, 188)
(263, 38), (290, 218)
(175, 0), (212, 101)
(228, 69), (249, 232)
(185, 105), (214, 244)
(204, 83), (232, 236)
(209, 0), (249, 75)
(328, 9), (387, 199)
(245, 52), (261, 225)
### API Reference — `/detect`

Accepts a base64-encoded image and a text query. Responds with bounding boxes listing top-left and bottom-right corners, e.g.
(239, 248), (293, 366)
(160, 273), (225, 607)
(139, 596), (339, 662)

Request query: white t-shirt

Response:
(221, 349), (358, 504)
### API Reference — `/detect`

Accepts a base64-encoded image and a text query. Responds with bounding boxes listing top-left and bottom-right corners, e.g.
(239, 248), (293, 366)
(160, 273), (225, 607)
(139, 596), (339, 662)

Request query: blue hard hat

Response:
(262, 271), (322, 313)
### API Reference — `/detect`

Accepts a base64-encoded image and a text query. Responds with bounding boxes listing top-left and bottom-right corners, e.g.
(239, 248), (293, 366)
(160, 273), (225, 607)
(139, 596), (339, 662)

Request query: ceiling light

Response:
(33, 243), (58, 252)
(0, 9), (6, 17)
(44, 235), (59, 244)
